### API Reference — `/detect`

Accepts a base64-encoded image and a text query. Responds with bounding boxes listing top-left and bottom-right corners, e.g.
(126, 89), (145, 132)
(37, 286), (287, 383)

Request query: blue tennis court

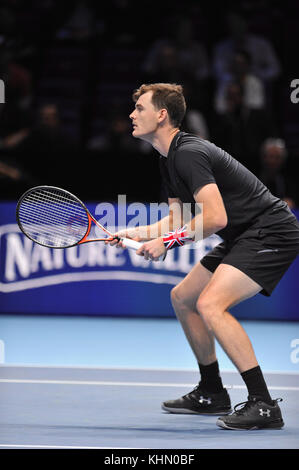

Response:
(0, 315), (298, 449)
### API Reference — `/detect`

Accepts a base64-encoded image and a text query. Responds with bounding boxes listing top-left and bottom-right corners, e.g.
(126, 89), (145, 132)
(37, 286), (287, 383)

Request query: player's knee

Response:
(170, 286), (188, 315)
(170, 285), (182, 307)
(196, 295), (221, 329)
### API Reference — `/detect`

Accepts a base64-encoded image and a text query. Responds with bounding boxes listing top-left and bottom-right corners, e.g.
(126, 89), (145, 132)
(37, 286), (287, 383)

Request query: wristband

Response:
(162, 225), (193, 251)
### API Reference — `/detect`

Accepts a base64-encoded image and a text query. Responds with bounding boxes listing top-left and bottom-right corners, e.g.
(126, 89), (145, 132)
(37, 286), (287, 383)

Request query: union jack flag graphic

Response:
(162, 225), (192, 250)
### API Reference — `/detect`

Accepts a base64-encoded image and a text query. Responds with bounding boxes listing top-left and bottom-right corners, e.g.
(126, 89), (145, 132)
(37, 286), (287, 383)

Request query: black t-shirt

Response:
(159, 131), (295, 241)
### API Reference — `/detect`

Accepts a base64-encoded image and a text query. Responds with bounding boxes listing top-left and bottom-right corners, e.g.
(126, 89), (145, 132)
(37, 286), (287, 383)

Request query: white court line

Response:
(1, 363), (298, 375)
(0, 378), (298, 391)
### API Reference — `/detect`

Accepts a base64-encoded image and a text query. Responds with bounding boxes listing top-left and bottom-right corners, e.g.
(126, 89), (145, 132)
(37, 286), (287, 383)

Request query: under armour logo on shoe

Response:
(199, 396), (212, 405)
(259, 408), (271, 417)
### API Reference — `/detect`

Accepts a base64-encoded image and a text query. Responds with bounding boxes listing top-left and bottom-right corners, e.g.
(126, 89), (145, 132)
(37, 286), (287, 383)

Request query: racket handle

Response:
(120, 237), (167, 261)
(120, 237), (143, 250)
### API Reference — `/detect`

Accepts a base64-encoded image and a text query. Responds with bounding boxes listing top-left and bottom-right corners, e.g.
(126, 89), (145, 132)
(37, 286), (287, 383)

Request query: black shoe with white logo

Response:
(162, 383), (231, 415)
(217, 395), (284, 430)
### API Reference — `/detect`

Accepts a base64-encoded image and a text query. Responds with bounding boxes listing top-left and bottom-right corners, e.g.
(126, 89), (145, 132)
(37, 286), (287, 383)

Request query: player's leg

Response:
(196, 263), (261, 372)
(196, 263), (284, 429)
(162, 261), (231, 415)
(170, 261), (215, 365)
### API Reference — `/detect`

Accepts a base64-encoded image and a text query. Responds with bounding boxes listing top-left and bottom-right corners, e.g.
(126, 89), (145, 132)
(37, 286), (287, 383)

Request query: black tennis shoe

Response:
(216, 395), (284, 430)
(162, 383), (231, 415)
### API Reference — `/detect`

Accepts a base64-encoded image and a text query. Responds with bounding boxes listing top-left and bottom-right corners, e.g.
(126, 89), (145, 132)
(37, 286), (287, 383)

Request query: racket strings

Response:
(27, 190), (88, 216)
(25, 190), (88, 220)
(21, 196), (86, 229)
(19, 206), (86, 246)
(18, 210), (84, 246)
(19, 205), (83, 245)
(18, 188), (89, 247)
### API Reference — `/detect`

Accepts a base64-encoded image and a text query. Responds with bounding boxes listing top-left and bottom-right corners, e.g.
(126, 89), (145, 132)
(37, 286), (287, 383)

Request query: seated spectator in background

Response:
(0, 34), (32, 111)
(0, 157), (21, 199)
(0, 154), (37, 199)
(211, 81), (275, 174)
(0, 105), (62, 165)
(86, 109), (159, 201)
(0, 34), (33, 148)
(182, 109), (209, 140)
(0, 71), (34, 198)
(212, 10), (280, 109)
(0, 119), (36, 199)
(38, 104), (60, 128)
(214, 49), (265, 114)
(0, 160), (21, 183)
(258, 138), (297, 209)
(10, 103), (77, 187)
(180, 83), (210, 139)
(142, 15), (209, 109)
(87, 112), (142, 154)
(56, 0), (94, 40)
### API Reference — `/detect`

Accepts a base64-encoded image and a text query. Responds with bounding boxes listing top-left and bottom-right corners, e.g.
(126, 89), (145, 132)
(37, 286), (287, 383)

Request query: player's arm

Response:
(133, 197), (184, 241)
(108, 197), (184, 246)
(186, 183), (228, 240)
(136, 184), (227, 260)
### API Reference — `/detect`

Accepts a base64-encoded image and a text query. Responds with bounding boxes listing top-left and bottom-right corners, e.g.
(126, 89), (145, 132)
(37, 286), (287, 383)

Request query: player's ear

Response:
(157, 108), (168, 123)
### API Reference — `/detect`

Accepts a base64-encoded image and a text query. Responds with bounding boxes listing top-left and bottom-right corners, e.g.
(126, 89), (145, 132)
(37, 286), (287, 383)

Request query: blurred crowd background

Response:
(0, 0), (298, 207)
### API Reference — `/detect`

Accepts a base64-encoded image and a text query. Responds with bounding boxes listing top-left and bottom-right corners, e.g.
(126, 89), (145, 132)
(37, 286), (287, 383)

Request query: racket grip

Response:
(120, 237), (143, 250)
(120, 237), (167, 261)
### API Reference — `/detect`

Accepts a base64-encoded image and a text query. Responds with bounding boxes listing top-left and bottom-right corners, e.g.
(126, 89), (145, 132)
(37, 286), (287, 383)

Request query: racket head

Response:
(16, 185), (91, 249)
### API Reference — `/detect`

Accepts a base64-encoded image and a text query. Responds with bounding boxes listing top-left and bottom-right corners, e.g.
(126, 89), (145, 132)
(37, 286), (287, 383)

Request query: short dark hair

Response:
(132, 83), (186, 128)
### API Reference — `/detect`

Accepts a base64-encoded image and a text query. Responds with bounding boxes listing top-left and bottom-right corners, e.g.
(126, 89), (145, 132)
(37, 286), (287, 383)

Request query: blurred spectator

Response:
(0, 105), (35, 199)
(142, 16), (209, 108)
(180, 83), (210, 139)
(182, 109), (209, 140)
(0, 5), (33, 111)
(211, 81), (275, 173)
(56, 0), (95, 41)
(86, 111), (141, 154)
(214, 49), (265, 114)
(0, 6), (33, 153)
(0, 127), (30, 150)
(2, 60), (32, 110)
(0, 152), (36, 199)
(39, 103), (60, 128)
(10, 103), (77, 187)
(0, 160), (21, 182)
(258, 138), (297, 209)
(0, 71), (33, 199)
(85, 109), (159, 201)
(212, 10), (280, 109)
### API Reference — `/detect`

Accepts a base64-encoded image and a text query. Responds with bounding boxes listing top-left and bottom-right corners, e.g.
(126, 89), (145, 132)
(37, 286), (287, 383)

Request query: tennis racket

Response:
(16, 185), (142, 251)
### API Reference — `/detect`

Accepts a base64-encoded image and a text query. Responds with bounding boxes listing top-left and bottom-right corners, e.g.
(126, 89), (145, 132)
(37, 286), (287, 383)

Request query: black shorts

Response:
(200, 213), (299, 297)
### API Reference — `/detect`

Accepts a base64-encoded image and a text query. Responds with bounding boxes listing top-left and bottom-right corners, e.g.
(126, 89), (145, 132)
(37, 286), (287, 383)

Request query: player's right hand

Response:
(105, 229), (140, 249)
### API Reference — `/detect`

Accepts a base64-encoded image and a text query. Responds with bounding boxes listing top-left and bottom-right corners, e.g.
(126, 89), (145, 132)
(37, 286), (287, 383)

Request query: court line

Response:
(1, 364), (298, 375)
(0, 378), (298, 391)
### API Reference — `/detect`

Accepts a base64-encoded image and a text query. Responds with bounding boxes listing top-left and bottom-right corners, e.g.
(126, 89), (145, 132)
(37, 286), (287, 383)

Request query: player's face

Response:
(129, 91), (161, 141)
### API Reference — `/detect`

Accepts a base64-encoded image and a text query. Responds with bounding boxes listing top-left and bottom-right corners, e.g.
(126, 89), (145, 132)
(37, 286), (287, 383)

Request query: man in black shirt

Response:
(109, 83), (299, 430)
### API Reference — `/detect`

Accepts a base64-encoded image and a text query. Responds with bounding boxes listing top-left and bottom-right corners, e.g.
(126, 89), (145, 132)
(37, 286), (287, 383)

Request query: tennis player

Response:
(111, 83), (299, 430)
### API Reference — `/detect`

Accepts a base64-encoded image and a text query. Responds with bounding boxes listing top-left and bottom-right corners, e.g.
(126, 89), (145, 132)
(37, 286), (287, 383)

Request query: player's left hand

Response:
(136, 238), (166, 261)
